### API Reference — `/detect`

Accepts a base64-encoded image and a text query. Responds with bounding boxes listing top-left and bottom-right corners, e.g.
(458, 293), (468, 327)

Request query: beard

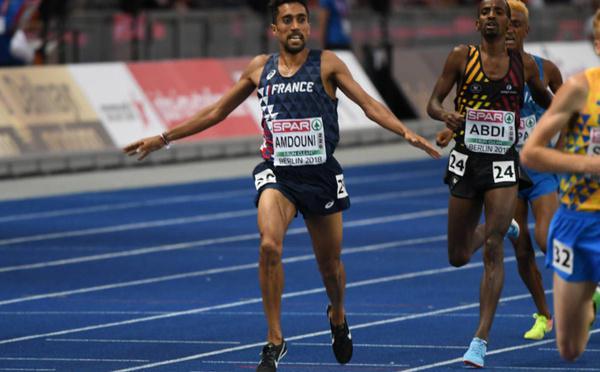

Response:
(284, 34), (305, 54)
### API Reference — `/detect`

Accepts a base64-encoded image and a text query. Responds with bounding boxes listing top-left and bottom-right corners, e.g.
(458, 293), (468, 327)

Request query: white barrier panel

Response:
(334, 50), (386, 130)
(69, 63), (167, 147)
(526, 41), (599, 79)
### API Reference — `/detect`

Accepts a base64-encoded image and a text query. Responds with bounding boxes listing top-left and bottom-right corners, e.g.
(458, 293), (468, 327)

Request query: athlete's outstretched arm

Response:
(123, 55), (267, 160)
(323, 51), (441, 159)
(524, 53), (553, 109)
(522, 73), (599, 174)
(427, 45), (467, 130)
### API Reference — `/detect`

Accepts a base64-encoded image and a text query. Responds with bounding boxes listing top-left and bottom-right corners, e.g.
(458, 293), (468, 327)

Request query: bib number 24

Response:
(492, 161), (516, 183)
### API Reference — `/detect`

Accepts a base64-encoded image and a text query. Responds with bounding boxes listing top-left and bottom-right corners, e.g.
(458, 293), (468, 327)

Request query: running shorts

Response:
(518, 166), (559, 201)
(444, 147), (531, 199)
(546, 206), (600, 282)
(252, 157), (351, 217)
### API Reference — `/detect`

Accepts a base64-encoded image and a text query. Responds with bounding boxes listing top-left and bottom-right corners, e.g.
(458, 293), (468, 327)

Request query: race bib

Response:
(448, 150), (468, 176)
(254, 168), (276, 190)
(465, 108), (516, 154)
(272, 117), (326, 166)
(517, 114), (536, 149)
(585, 127), (600, 182)
(336, 174), (348, 199)
(552, 239), (574, 275)
(492, 161), (516, 183)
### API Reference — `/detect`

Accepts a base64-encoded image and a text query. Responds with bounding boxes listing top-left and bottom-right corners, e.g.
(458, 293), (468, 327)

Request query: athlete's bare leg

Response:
(511, 191), (559, 327)
(447, 195), (484, 267)
(475, 185), (518, 341)
(257, 188), (297, 345)
(530, 192), (559, 254)
(553, 274), (597, 361)
(305, 212), (346, 326)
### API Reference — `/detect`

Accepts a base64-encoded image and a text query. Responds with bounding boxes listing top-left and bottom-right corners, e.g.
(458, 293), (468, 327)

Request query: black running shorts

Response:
(252, 157), (351, 217)
(444, 146), (532, 199)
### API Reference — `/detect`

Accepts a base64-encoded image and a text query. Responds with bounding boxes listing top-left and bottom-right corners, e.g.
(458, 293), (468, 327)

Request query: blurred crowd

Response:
(0, 0), (595, 67)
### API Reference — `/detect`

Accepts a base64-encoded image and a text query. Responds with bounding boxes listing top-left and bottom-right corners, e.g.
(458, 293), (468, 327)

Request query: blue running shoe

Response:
(506, 219), (520, 240)
(463, 337), (486, 368)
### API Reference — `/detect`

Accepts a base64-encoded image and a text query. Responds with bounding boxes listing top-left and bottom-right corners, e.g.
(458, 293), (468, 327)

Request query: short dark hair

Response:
(269, 0), (309, 24)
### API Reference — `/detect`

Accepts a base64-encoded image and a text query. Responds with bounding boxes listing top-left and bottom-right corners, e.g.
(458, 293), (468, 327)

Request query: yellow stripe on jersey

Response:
(560, 67), (600, 211)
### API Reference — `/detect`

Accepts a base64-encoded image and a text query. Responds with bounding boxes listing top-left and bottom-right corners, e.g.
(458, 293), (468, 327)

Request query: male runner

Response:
(521, 8), (600, 362)
(426, 0), (552, 367)
(124, 1), (440, 371)
(505, 0), (562, 340)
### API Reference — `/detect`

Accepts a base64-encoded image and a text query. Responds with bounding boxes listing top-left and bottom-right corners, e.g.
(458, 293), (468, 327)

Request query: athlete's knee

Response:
(318, 256), (342, 281)
(557, 340), (585, 362)
(484, 232), (503, 250)
(259, 238), (283, 266)
(534, 228), (548, 253)
(448, 251), (470, 267)
(482, 235), (504, 264)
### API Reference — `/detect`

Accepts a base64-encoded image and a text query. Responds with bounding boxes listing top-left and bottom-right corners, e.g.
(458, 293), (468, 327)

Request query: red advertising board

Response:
(127, 59), (261, 142)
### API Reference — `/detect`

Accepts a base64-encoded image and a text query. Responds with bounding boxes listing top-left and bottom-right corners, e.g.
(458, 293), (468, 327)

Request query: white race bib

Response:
(585, 127), (600, 182)
(254, 169), (276, 190)
(465, 108), (516, 154)
(448, 150), (468, 176)
(336, 174), (348, 199)
(517, 114), (536, 149)
(492, 161), (516, 183)
(552, 239), (574, 275)
(272, 117), (326, 166)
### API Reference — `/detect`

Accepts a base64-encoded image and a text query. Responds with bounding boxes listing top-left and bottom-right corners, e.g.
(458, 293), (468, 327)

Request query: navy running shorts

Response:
(252, 157), (351, 217)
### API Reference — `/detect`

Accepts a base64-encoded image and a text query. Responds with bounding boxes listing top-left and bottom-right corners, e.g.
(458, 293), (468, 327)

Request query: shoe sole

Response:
(463, 360), (483, 368)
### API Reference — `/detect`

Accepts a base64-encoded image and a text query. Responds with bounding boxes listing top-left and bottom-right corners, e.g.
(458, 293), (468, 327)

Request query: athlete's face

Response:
(476, 0), (510, 39)
(506, 11), (528, 51)
(272, 3), (310, 55)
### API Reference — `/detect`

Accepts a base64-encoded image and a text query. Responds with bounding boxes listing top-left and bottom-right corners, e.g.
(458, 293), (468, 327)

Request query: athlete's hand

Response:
(442, 111), (465, 131)
(435, 128), (454, 148)
(404, 131), (442, 159)
(123, 135), (165, 161)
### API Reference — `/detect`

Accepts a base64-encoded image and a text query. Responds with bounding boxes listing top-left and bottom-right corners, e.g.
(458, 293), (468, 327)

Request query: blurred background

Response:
(0, 0), (597, 178)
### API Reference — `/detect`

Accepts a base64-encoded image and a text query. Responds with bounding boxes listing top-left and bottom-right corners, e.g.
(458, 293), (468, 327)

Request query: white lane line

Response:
(486, 367), (600, 371)
(0, 311), (538, 317)
(0, 190), (251, 223)
(111, 291), (543, 372)
(292, 342), (466, 349)
(0, 189), (446, 248)
(0, 209), (257, 246)
(0, 169), (441, 222)
(0, 232), (260, 273)
(0, 357), (148, 363)
(399, 329), (600, 372)
(348, 169), (441, 184)
(46, 338), (240, 345)
(0, 253), (488, 345)
(0, 208), (447, 273)
(351, 187), (446, 203)
(0, 235), (447, 306)
(199, 360), (409, 368)
(539, 347), (600, 352)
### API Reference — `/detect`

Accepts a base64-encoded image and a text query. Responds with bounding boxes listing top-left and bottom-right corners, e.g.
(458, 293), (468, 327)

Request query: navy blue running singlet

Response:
(257, 50), (339, 166)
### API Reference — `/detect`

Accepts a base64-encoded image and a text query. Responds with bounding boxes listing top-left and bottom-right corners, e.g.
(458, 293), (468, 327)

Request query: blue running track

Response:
(0, 157), (598, 371)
